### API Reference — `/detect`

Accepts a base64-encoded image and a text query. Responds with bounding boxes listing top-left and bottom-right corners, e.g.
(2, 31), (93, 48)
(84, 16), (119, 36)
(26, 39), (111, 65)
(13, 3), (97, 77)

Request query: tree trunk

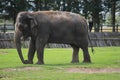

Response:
(92, 0), (100, 32)
(111, 0), (116, 32)
(34, 0), (39, 11)
(92, 11), (100, 32)
(44, 0), (48, 10)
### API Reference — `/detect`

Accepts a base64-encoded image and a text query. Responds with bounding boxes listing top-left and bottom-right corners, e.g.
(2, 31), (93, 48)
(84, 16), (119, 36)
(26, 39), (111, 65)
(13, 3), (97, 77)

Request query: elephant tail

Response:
(88, 33), (94, 54)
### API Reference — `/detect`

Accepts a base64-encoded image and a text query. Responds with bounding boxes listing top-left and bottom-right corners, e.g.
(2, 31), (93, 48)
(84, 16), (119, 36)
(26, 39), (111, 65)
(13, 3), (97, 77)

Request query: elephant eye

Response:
(18, 23), (26, 31)
(18, 23), (23, 30)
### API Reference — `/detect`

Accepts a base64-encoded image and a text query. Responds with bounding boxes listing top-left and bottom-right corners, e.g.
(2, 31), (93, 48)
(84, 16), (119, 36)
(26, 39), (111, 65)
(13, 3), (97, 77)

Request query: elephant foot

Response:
(36, 61), (44, 65)
(83, 59), (91, 63)
(23, 60), (33, 64)
(71, 60), (79, 63)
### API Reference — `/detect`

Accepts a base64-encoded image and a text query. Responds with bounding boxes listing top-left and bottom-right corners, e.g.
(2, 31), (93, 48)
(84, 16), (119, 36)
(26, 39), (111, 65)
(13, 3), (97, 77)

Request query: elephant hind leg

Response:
(82, 47), (91, 63)
(71, 44), (79, 63)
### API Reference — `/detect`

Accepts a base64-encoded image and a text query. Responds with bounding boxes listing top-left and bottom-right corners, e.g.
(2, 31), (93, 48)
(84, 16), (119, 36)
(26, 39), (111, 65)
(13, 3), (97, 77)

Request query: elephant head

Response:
(14, 12), (37, 64)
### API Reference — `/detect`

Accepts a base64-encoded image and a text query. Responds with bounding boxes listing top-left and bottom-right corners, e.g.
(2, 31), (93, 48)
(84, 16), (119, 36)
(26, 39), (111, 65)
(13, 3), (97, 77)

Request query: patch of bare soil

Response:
(0, 51), (8, 54)
(67, 68), (120, 74)
(3, 67), (41, 71)
(2, 67), (120, 74)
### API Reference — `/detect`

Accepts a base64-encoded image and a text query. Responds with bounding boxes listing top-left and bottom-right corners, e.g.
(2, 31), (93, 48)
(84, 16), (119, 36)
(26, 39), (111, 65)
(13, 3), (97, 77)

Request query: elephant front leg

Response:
(36, 38), (47, 64)
(36, 47), (44, 64)
(25, 39), (36, 64)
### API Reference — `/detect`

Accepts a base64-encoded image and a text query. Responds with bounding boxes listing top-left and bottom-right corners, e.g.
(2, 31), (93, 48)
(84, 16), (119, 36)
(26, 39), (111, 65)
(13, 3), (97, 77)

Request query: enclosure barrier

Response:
(0, 24), (120, 33)
(0, 32), (120, 48)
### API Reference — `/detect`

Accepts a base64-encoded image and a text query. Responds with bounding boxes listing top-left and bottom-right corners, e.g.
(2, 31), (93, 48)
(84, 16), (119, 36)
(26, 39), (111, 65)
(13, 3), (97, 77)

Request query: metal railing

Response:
(0, 23), (120, 33)
(99, 24), (120, 32)
(0, 23), (14, 33)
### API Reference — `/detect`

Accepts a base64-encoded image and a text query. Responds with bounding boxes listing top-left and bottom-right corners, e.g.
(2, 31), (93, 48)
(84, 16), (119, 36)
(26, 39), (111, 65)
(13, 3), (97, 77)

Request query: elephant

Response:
(14, 11), (92, 64)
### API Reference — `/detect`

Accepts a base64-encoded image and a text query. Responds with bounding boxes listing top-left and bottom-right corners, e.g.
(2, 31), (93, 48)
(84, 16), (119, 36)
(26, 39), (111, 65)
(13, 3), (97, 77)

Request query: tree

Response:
(104, 0), (120, 32)
(71, 0), (81, 14)
(82, 0), (103, 32)
(111, 0), (116, 32)
(0, 0), (119, 32)
(30, 0), (60, 11)
(92, 0), (103, 32)
(34, 0), (43, 11)
(0, 0), (9, 19)
(0, 0), (29, 24)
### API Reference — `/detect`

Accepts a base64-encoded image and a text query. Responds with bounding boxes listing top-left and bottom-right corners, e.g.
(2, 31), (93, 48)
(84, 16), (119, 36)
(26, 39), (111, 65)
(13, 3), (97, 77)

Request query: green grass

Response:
(0, 47), (120, 80)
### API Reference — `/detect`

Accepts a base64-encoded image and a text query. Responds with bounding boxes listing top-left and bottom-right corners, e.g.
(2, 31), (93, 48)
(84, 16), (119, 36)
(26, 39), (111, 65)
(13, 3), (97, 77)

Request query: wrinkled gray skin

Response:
(14, 11), (91, 64)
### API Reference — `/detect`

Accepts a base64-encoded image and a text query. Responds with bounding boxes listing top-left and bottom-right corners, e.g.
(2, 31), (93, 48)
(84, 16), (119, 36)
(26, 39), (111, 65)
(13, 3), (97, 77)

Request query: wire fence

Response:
(0, 23), (120, 33)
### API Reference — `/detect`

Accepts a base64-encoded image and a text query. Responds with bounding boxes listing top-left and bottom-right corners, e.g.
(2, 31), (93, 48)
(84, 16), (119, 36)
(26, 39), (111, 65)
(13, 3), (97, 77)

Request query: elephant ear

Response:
(27, 14), (37, 28)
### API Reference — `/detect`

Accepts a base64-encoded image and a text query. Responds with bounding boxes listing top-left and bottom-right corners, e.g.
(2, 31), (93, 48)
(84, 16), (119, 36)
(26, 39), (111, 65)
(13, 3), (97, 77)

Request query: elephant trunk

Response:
(14, 30), (25, 64)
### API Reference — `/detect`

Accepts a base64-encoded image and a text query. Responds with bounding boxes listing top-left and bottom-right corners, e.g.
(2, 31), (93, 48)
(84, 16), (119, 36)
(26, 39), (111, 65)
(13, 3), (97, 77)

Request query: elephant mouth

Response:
(22, 34), (30, 41)
(21, 36), (28, 41)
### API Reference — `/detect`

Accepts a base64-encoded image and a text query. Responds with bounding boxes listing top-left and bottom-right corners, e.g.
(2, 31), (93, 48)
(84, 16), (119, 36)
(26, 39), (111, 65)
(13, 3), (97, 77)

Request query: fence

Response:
(93, 24), (120, 32)
(0, 32), (120, 48)
(0, 23), (120, 33)
(0, 23), (14, 33)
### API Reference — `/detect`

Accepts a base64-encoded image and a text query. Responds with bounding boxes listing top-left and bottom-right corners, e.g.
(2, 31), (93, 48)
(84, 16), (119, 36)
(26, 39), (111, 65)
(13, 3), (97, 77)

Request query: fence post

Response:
(100, 24), (102, 32)
(3, 19), (6, 33)
(116, 24), (118, 32)
(3, 23), (6, 33)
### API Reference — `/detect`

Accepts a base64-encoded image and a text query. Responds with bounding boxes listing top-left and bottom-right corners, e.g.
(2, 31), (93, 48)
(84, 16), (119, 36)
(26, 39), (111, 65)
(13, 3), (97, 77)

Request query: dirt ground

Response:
(2, 67), (120, 74)
(67, 67), (120, 74)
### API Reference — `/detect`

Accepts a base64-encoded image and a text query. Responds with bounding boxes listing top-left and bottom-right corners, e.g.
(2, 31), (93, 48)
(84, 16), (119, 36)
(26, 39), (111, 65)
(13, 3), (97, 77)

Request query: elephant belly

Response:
(48, 32), (75, 44)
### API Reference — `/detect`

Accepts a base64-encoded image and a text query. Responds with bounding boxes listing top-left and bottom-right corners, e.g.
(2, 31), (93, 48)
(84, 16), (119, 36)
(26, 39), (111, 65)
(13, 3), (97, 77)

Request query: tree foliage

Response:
(0, 0), (120, 32)
(0, 0), (29, 23)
